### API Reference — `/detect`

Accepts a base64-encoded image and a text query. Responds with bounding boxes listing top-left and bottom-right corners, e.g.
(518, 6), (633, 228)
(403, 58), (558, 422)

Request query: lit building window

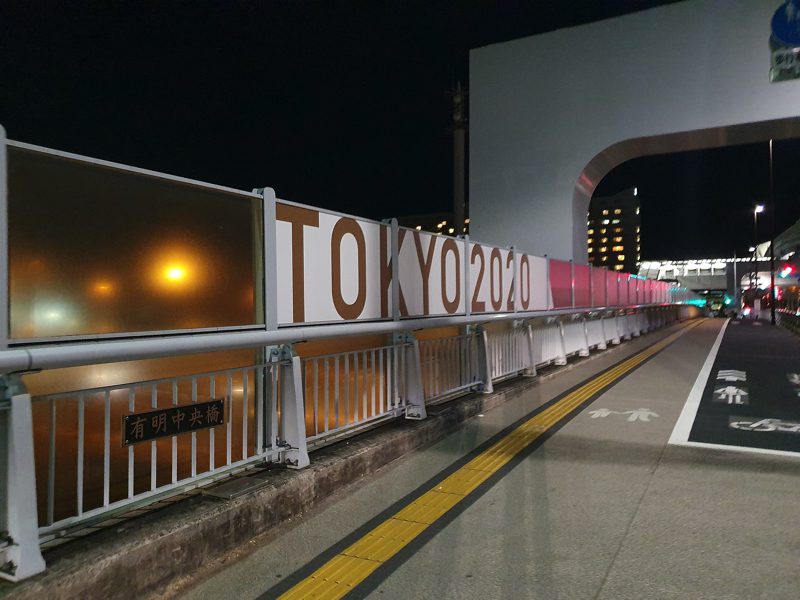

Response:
(636, 226), (640, 233)
(612, 219), (620, 224)
(588, 229), (594, 235)
(600, 228), (607, 234)
(602, 256), (608, 262)
(415, 225), (422, 231)
(599, 247), (607, 253)
(601, 237), (608, 243)
(612, 245), (624, 252)
(636, 207), (640, 215)
(614, 227), (622, 233)
(613, 236), (622, 243)
(588, 238), (594, 244)
(617, 254), (625, 261)
(602, 220), (609, 225)
(602, 209), (609, 215)
(588, 247), (594, 253)
(614, 208), (622, 215)
(614, 265), (624, 271)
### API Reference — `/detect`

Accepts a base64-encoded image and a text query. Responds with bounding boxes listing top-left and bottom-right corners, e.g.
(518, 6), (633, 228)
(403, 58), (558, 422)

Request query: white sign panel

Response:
(276, 202), (390, 325)
(469, 243), (515, 314)
(397, 229), (465, 318)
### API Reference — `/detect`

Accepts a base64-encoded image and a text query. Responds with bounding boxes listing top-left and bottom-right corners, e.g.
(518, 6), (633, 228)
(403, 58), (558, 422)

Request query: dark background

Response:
(2, 0), (796, 261)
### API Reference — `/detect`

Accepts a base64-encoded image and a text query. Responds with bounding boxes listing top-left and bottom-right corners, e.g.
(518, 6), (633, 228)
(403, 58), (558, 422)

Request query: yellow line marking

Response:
(279, 320), (702, 599)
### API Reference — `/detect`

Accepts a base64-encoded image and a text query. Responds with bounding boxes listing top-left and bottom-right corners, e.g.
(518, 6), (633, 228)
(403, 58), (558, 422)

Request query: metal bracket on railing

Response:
(467, 324), (494, 393)
(554, 320), (568, 366)
(394, 331), (427, 420)
(576, 314), (590, 357)
(268, 345), (310, 469)
(523, 322), (537, 377)
(596, 315), (608, 351)
(0, 374), (46, 582)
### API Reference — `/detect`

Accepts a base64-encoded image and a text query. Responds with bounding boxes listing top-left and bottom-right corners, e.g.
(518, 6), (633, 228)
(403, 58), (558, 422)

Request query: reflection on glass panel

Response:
(8, 147), (261, 338)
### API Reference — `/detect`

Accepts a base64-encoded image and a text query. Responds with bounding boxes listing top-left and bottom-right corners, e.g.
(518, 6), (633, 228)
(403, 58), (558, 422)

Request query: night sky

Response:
(3, 0), (796, 261)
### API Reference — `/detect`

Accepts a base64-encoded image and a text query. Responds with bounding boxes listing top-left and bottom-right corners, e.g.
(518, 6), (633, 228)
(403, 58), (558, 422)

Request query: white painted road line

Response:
(668, 319), (730, 445)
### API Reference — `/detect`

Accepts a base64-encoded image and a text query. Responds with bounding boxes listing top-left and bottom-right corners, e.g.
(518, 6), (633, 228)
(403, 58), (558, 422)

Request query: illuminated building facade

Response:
(587, 187), (640, 273)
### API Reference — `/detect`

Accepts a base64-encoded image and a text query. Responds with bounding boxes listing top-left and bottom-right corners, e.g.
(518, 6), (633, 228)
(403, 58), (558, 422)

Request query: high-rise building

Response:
(587, 187), (640, 273)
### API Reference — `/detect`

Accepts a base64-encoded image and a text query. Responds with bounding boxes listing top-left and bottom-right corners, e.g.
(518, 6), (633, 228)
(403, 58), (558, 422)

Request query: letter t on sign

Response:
(276, 203), (320, 323)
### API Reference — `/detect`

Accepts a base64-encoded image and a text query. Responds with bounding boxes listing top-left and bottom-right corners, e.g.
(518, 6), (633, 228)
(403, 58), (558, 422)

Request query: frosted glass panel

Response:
(8, 147), (261, 339)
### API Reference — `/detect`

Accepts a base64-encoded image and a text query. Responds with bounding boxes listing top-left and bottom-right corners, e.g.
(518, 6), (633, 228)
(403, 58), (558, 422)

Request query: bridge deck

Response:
(180, 319), (800, 600)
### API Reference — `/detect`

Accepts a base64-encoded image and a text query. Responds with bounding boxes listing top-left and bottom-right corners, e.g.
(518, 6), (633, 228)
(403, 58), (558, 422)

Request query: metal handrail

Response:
(0, 303), (679, 374)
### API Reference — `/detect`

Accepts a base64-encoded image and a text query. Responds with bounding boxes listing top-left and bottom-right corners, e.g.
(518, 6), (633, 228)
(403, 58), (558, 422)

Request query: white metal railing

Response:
(31, 361), (285, 539)
(420, 334), (481, 401)
(0, 304), (698, 581)
(487, 329), (530, 381)
(302, 343), (409, 446)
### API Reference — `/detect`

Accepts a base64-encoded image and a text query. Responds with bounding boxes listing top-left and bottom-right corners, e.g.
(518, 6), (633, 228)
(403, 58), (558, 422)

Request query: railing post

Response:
(395, 331), (426, 420)
(0, 374), (46, 582)
(0, 127), (7, 351)
(511, 246), (517, 313)
(545, 255), (552, 310)
(391, 218), (400, 321)
(471, 324), (494, 394)
(258, 187), (279, 331)
(523, 322), (537, 377)
(272, 345), (310, 469)
(464, 235), (471, 317)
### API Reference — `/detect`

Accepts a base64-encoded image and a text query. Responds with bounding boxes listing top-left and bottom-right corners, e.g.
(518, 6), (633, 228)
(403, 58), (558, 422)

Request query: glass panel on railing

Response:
(8, 146), (261, 339)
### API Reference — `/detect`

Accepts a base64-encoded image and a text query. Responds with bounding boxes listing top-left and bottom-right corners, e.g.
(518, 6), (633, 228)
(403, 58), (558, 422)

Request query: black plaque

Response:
(122, 399), (225, 446)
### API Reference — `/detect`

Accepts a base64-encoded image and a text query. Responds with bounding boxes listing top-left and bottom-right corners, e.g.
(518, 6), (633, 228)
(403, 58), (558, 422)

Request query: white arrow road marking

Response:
(717, 369), (746, 382)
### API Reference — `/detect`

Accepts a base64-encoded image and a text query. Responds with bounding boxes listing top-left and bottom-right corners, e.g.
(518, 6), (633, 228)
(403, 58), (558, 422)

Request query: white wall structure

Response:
(469, 0), (800, 264)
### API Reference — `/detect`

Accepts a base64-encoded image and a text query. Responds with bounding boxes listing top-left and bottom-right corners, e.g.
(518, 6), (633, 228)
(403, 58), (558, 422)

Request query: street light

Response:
(750, 205), (766, 310)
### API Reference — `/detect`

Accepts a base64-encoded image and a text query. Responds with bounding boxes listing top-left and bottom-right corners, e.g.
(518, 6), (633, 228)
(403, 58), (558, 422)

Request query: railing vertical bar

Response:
(210, 375), (216, 469)
(323, 358), (330, 433)
(225, 373), (233, 465)
(354, 353), (360, 422)
(150, 383), (157, 492)
(379, 348), (385, 414)
(313, 359), (319, 435)
(127, 388), (135, 499)
(255, 367), (263, 456)
(47, 399), (55, 525)
(191, 378), (197, 477)
(334, 355), (340, 429)
(77, 393), (84, 516)
(103, 390), (110, 506)
(242, 368), (249, 458)
(361, 351), (368, 419)
(171, 381), (178, 484)
(370, 349), (376, 417)
(345, 353), (351, 425)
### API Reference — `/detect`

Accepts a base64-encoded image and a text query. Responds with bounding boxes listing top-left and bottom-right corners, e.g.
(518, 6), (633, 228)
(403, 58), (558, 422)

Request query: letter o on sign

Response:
(331, 218), (367, 320)
(440, 238), (461, 314)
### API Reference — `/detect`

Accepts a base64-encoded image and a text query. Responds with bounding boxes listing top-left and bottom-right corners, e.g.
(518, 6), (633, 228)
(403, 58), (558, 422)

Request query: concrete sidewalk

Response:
(181, 319), (800, 600)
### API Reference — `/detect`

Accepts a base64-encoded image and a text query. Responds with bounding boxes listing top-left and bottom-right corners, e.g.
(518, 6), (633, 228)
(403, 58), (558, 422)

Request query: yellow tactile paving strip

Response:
(280, 321), (701, 600)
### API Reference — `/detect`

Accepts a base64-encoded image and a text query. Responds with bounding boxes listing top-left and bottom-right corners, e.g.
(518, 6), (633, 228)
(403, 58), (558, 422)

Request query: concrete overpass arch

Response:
(470, 0), (800, 264)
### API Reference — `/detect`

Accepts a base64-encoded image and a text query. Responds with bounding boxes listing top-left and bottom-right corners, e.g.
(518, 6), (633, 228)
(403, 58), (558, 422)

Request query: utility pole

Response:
(452, 82), (467, 235)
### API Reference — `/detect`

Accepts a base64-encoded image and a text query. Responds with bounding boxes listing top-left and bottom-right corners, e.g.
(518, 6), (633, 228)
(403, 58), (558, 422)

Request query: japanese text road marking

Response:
(273, 320), (702, 600)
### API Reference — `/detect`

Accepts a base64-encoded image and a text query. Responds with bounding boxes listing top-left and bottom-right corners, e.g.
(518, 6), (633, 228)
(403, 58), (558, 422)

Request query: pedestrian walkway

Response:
(180, 319), (800, 600)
